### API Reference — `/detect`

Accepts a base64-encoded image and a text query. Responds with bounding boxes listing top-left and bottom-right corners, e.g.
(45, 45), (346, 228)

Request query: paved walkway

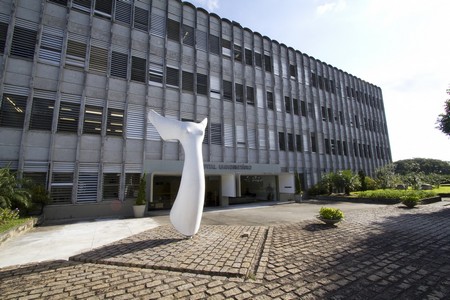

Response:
(1, 200), (450, 299)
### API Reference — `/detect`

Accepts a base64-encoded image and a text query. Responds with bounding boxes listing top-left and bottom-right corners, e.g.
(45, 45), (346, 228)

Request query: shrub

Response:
(319, 207), (344, 220)
(307, 183), (329, 197)
(135, 174), (146, 205)
(355, 189), (436, 200)
(400, 195), (420, 208)
(0, 208), (20, 224)
(0, 168), (31, 210)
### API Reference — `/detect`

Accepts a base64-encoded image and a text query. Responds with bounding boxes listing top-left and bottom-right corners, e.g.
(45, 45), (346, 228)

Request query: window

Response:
(337, 140), (342, 155)
(51, 173), (73, 204)
(325, 138), (330, 154)
(115, 0), (131, 25)
(339, 111), (344, 125)
(254, 52), (262, 67)
(278, 132), (286, 151)
(287, 133), (294, 151)
(150, 13), (165, 37)
(235, 83), (243, 103)
(125, 173), (140, 198)
(103, 173), (120, 199)
(321, 106), (327, 122)
(166, 67), (179, 87)
(343, 141), (348, 156)
(311, 133), (317, 152)
(94, 0), (112, 18)
(126, 104), (144, 139)
(149, 63), (163, 84)
(11, 27), (37, 59)
(197, 73), (207, 95)
(221, 39), (231, 57)
(182, 25), (194, 46)
(83, 105), (103, 134)
(327, 108), (333, 122)
(89, 46), (108, 73)
(39, 27), (63, 63)
(182, 71), (194, 92)
(236, 125), (245, 147)
(223, 80), (232, 100)
(196, 29), (207, 51)
(290, 65), (297, 78)
(107, 108), (124, 136)
(0, 94), (27, 128)
(233, 44), (242, 62)
(311, 73), (317, 88)
(331, 139), (336, 155)
(293, 98), (299, 115)
(296, 134), (302, 152)
(110, 51), (128, 79)
(308, 103), (315, 119)
(211, 123), (222, 145)
(77, 173), (98, 202)
(48, 0), (68, 5)
(267, 91), (274, 110)
(300, 100), (306, 117)
(264, 55), (272, 72)
(72, 0), (91, 12)
(0, 22), (8, 54)
(58, 102), (79, 133)
(167, 19), (180, 41)
(285, 96), (291, 113)
(131, 56), (146, 82)
(245, 49), (253, 65)
(246, 86), (254, 105)
(66, 40), (86, 68)
(209, 34), (220, 55)
(134, 7), (148, 31)
(29, 98), (54, 131)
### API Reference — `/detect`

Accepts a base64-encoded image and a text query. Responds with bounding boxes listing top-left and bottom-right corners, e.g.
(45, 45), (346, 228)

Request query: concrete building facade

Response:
(0, 0), (391, 219)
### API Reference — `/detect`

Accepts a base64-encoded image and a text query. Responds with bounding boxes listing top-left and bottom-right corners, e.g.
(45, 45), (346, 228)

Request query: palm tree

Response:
(0, 167), (31, 210)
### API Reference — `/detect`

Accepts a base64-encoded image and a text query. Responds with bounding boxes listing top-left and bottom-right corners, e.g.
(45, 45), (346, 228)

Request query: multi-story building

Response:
(0, 0), (391, 219)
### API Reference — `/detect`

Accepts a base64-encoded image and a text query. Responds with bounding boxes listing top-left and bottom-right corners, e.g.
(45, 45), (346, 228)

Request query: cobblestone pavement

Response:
(1, 202), (450, 299)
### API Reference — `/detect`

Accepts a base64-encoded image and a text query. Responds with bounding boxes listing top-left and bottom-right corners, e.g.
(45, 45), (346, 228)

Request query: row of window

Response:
(24, 171), (140, 204)
(0, 94), (123, 135)
(320, 106), (385, 133)
(278, 131), (389, 160)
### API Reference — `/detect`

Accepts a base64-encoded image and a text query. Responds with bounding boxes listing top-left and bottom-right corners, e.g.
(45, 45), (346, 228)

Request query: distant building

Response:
(0, 0), (391, 219)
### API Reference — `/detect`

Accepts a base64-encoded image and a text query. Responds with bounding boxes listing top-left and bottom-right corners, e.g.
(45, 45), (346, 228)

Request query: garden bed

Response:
(315, 195), (442, 205)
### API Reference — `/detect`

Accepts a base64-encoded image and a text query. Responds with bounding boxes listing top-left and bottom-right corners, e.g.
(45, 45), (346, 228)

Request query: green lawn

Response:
(434, 185), (450, 194)
(0, 218), (31, 234)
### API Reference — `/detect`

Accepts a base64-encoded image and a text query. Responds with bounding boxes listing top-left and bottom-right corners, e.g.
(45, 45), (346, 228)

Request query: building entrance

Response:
(150, 175), (221, 210)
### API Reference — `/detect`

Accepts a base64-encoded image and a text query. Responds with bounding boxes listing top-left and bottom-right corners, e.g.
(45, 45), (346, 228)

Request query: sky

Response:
(189, 0), (450, 162)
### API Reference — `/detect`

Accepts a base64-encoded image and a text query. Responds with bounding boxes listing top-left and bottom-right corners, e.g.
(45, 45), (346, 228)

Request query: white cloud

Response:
(193, 0), (219, 11)
(316, 0), (346, 15)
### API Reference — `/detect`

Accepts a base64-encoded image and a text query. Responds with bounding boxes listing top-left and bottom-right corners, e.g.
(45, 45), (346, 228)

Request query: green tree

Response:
(394, 158), (450, 175)
(436, 88), (450, 137)
(375, 164), (400, 189)
(0, 168), (31, 210)
(333, 170), (359, 195)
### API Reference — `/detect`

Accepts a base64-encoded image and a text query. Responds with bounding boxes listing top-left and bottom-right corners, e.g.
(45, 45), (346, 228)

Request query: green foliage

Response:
(436, 88), (450, 137)
(0, 217), (30, 234)
(319, 207), (344, 220)
(355, 189), (436, 200)
(135, 174), (146, 205)
(358, 170), (367, 191)
(0, 168), (31, 210)
(374, 164), (401, 189)
(394, 158), (450, 175)
(306, 182), (329, 197)
(0, 207), (20, 224)
(29, 185), (51, 214)
(400, 195), (420, 208)
(294, 173), (302, 195)
(365, 176), (377, 190)
(332, 170), (360, 195)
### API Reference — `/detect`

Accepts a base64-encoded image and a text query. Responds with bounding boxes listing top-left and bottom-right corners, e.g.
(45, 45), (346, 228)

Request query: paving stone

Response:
(1, 203), (450, 299)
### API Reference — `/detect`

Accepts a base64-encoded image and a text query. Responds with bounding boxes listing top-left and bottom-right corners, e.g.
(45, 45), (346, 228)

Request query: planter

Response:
(317, 216), (342, 226)
(133, 205), (146, 218)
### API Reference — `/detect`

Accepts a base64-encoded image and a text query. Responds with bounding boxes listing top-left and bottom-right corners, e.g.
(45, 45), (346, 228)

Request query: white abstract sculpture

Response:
(148, 110), (208, 237)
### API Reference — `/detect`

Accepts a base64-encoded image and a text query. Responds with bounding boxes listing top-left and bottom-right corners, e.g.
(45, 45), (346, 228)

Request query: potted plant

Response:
(133, 174), (146, 218)
(400, 195), (420, 208)
(317, 207), (344, 225)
